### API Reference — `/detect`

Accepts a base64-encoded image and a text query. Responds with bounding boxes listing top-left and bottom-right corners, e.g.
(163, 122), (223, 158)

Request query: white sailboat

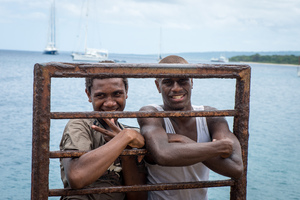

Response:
(72, 48), (108, 62)
(72, 0), (108, 62)
(211, 55), (229, 63)
(44, 0), (58, 55)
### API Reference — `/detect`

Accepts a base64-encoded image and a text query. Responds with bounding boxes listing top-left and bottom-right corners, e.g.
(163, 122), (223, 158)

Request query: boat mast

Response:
(158, 27), (162, 61)
(52, 0), (56, 49)
(84, 0), (89, 54)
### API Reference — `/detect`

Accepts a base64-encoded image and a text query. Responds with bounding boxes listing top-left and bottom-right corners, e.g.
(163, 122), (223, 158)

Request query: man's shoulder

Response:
(201, 105), (217, 111)
(67, 118), (95, 125)
(65, 118), (96, 131)
(139, 104), (162, 111)
(61, 118), (98, 151)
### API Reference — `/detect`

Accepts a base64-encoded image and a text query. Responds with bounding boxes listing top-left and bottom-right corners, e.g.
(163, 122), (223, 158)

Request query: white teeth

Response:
(172, 95), (183, 99)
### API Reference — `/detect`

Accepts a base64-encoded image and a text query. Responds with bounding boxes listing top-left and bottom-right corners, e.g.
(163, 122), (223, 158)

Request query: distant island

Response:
(229, 54), (300, 65)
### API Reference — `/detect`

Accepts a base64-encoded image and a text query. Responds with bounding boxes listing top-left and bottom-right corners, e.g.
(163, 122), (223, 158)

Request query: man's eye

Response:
(162, 80), (172, 85)
(114, 92), (123, 97)
(179, 79), (189, 84)
(95, 94), (104, 98)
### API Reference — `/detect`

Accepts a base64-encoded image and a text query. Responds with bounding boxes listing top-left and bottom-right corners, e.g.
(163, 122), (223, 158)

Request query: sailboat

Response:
(44, 0), (58, 55)
(210, 55), (229, 63)
(71, 0), (108, 62)
(72, 48), (108, 62)
(158, 27), (162, 61)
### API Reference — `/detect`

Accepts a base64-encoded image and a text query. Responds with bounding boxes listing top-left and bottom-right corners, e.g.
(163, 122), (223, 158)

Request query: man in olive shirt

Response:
(60, 77), (146, 200)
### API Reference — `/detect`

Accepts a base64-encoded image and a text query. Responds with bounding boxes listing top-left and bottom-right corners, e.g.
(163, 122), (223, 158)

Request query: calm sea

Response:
(0, 50), (299, 200)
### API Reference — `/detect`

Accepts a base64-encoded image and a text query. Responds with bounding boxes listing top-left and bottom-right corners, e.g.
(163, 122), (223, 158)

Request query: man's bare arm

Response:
(138, 106), (233, 166)
(62, 126), (144, 189)
(203, 106), (243, 179)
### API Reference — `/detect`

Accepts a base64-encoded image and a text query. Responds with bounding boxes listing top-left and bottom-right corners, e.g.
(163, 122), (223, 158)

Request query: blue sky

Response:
(0, 0), (300, 54)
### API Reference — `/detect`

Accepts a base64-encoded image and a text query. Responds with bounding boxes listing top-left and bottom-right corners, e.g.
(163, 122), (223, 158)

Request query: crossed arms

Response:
(137, 105), (244, 180)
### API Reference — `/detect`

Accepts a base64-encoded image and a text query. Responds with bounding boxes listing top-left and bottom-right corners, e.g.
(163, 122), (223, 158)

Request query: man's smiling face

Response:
(86, 78), (128, 112)
(155, 78), (193, 111)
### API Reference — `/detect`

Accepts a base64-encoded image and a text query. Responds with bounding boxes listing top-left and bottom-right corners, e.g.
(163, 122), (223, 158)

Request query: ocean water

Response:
(0, 50), (299, 200)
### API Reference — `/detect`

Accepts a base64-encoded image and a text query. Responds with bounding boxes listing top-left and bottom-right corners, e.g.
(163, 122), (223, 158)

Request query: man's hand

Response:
(122, 128), (145, 149)
(212, 138), (234, 159)
(92, 119), (144, 149)
(91, 119), (119, 142)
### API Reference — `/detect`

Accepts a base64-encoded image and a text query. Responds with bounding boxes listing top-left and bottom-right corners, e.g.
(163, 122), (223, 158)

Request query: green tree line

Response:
(229, 54), (300, 65)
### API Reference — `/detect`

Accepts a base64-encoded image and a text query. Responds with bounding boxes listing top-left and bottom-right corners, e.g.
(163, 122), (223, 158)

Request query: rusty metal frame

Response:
(31, 62), (250, 200)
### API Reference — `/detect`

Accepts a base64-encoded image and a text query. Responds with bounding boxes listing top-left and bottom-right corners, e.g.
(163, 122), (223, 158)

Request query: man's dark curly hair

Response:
(85, 77), (128, 94)
(85, 60), (128, 94)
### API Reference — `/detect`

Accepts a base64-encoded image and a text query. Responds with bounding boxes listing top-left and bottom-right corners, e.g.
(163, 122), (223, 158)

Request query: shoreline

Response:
(235, 61), (300, 67)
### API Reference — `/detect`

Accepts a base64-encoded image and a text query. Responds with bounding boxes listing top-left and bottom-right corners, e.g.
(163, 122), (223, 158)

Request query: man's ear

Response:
(85, 89), (92, 102)
(155, 79), (161, 93)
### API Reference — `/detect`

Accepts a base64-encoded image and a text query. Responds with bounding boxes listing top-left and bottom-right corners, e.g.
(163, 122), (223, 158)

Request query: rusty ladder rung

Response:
(49, 149), (148, 158)
(49, 180), (235, 196)
(50, 109), (237, 119)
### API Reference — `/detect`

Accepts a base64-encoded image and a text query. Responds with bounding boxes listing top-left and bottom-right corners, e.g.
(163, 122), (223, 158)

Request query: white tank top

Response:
(146, 105), (211, 200)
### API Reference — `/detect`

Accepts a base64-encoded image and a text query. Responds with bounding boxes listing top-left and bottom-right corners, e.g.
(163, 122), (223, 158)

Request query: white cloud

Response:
(0, 0), (299, 53)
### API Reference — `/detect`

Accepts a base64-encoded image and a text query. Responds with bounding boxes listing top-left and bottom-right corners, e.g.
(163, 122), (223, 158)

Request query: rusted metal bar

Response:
(40, 62), (249, 79)
(49, 149), (148, 158)
(49, 179), (235, 196)
(231, 68), (251, 200)
(50, 110), (237, 119)
(31, 64), (51, 199)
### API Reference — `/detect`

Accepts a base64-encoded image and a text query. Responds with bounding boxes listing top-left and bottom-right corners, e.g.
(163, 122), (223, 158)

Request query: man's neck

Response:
(162, 104), (194, 124)
(162, 104), (193, 112)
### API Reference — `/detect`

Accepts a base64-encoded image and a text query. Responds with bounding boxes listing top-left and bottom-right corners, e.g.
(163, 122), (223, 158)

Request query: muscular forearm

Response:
(149, 139), (231, 166)
(64, 132), (133, 189)
(203, 139), (243, 179)
(152, 139), (243, 179)
(203, 153), (243, 179)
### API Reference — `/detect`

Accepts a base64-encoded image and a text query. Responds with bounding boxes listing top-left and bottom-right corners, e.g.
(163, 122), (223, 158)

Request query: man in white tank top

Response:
(137, 55), (244, 200)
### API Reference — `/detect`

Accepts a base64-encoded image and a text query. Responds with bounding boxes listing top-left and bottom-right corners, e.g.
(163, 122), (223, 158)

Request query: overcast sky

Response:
(1, 0), (300, 54)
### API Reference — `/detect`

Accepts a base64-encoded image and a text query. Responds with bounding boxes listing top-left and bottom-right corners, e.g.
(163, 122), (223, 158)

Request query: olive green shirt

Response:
(60, 118), (134, 200)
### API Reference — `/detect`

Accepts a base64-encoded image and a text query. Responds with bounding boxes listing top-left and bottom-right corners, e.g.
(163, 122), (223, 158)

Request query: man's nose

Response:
(171, 81), (182, 92)
(103, 97), (117, 107)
